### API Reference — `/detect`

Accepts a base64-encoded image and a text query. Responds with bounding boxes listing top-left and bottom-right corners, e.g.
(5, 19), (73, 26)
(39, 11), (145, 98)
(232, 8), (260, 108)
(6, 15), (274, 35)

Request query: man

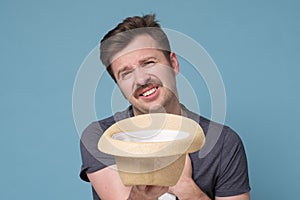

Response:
(80, 14), (251, 200)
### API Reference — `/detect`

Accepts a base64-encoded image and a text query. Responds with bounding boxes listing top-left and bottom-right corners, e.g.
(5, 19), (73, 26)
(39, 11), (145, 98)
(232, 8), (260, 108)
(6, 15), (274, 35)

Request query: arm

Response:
(87, 166), (168, 200)
(169, 156), (250, 200)
(169, 155), (211, 200)
(127, 186), (168, 200)
(216, 192), (250, 200)
(81, 121), (168, 199)
(87, 165), (131, 199)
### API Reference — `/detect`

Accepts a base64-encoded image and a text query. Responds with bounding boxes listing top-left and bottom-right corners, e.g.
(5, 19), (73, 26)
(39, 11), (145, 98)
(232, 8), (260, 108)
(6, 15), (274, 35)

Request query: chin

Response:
(132, 104), (166, 115)
(148, 106), (167, 114)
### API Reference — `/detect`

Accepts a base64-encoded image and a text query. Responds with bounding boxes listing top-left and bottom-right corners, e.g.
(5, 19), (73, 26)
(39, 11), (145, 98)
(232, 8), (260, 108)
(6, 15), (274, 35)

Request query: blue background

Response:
(1, 0), (299, 199)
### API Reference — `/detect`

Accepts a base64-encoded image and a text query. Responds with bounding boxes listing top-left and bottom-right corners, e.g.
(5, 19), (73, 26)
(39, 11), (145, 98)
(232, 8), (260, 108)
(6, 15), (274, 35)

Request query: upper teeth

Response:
(142, 88), (156, 97)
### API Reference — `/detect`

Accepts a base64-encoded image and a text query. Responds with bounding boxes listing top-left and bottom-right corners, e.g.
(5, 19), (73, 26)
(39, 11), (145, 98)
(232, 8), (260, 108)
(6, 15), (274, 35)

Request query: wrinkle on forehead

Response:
(110, 34), (163, 64)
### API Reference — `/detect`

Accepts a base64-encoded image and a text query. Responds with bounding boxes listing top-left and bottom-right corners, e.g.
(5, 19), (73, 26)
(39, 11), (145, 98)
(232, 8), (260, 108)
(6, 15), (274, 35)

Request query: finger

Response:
(135, 185), (147, 191)
(168, 186), (175, 194)
(182, 154), (192, 177)
(146, 186), (168, 197)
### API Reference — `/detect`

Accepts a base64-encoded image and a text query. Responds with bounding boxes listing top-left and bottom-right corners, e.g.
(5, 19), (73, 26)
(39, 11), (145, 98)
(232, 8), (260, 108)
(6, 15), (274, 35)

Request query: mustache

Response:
(133, 80), (162, 96)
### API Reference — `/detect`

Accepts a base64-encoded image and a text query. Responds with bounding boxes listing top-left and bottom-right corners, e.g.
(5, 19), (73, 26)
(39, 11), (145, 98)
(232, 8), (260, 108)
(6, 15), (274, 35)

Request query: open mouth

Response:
(140, 87), (158, 97)
(133, 83), (161, 102)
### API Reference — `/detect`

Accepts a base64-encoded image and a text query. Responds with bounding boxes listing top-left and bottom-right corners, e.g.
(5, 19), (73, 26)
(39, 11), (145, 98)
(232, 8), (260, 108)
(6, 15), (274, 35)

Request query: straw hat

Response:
(98, 113), (205, 186)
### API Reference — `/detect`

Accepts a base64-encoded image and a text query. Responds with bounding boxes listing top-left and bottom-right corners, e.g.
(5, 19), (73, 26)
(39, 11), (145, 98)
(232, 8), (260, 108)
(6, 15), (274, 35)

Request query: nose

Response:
(133, 66), (151, 86)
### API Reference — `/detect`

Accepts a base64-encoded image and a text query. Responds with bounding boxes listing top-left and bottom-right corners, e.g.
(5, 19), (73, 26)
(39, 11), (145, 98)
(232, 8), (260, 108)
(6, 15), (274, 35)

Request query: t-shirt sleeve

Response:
(215, 127), (251, 197)
(79, 121), (115, 182)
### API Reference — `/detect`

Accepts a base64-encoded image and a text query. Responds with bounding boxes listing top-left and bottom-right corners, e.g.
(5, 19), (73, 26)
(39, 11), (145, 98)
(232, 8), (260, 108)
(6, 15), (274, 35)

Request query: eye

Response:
(121, 70), (133, 79)
(142, 60), (156, 67)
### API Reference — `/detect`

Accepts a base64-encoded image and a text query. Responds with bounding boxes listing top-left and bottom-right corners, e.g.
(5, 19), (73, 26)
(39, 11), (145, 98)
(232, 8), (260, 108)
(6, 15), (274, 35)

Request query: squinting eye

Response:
(143, 60), (155, 67)
(121, 70), (133, 79)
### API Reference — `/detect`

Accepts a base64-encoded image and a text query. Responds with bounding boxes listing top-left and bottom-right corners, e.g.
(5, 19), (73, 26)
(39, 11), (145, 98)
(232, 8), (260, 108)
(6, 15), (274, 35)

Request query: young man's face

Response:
(110, 34), (180, 115)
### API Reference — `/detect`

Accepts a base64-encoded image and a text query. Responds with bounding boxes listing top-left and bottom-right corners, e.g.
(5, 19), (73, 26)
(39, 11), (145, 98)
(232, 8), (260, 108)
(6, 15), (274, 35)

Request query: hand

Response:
(127, 185), (168, 200)
(169, 155), (210, 200)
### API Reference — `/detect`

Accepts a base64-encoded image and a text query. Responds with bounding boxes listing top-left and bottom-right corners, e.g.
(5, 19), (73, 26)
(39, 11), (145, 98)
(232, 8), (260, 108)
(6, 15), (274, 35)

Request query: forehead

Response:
(110, 34), (162, 64)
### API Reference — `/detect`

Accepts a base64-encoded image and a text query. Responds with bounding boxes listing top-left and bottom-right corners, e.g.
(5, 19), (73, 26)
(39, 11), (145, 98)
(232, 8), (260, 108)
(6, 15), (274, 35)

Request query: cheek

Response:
(118, 81), (134, 99)
(151, 66), (177, 87)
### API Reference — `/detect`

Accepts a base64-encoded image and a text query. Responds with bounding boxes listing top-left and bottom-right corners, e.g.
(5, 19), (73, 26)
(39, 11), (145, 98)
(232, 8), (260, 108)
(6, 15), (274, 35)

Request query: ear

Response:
(169, 52), (179, 74)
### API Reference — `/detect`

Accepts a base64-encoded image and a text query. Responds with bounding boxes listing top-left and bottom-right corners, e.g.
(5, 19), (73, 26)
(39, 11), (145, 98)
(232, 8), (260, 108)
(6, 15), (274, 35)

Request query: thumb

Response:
(181, 154), (192, 178)
(168, 154), (192, 194)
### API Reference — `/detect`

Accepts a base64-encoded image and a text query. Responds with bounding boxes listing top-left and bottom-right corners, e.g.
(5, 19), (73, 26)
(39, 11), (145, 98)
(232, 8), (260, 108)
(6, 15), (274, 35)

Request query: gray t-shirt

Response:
(80, 106), (250, 199)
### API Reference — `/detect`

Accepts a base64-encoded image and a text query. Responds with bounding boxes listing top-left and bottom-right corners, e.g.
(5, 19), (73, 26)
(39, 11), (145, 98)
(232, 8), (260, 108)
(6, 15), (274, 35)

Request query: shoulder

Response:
(80, 116), (114, 142)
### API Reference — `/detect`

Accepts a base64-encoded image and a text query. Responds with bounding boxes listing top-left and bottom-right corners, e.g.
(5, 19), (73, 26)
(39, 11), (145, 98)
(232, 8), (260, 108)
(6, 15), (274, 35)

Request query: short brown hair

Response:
(100, 14), (171, 82)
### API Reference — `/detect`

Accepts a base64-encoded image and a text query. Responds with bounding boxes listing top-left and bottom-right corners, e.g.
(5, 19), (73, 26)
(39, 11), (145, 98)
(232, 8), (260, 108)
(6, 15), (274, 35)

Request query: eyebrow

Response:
(117, 65), (130, 79)
(139, 56), (158, 64)
(116, 56), (159, 79)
